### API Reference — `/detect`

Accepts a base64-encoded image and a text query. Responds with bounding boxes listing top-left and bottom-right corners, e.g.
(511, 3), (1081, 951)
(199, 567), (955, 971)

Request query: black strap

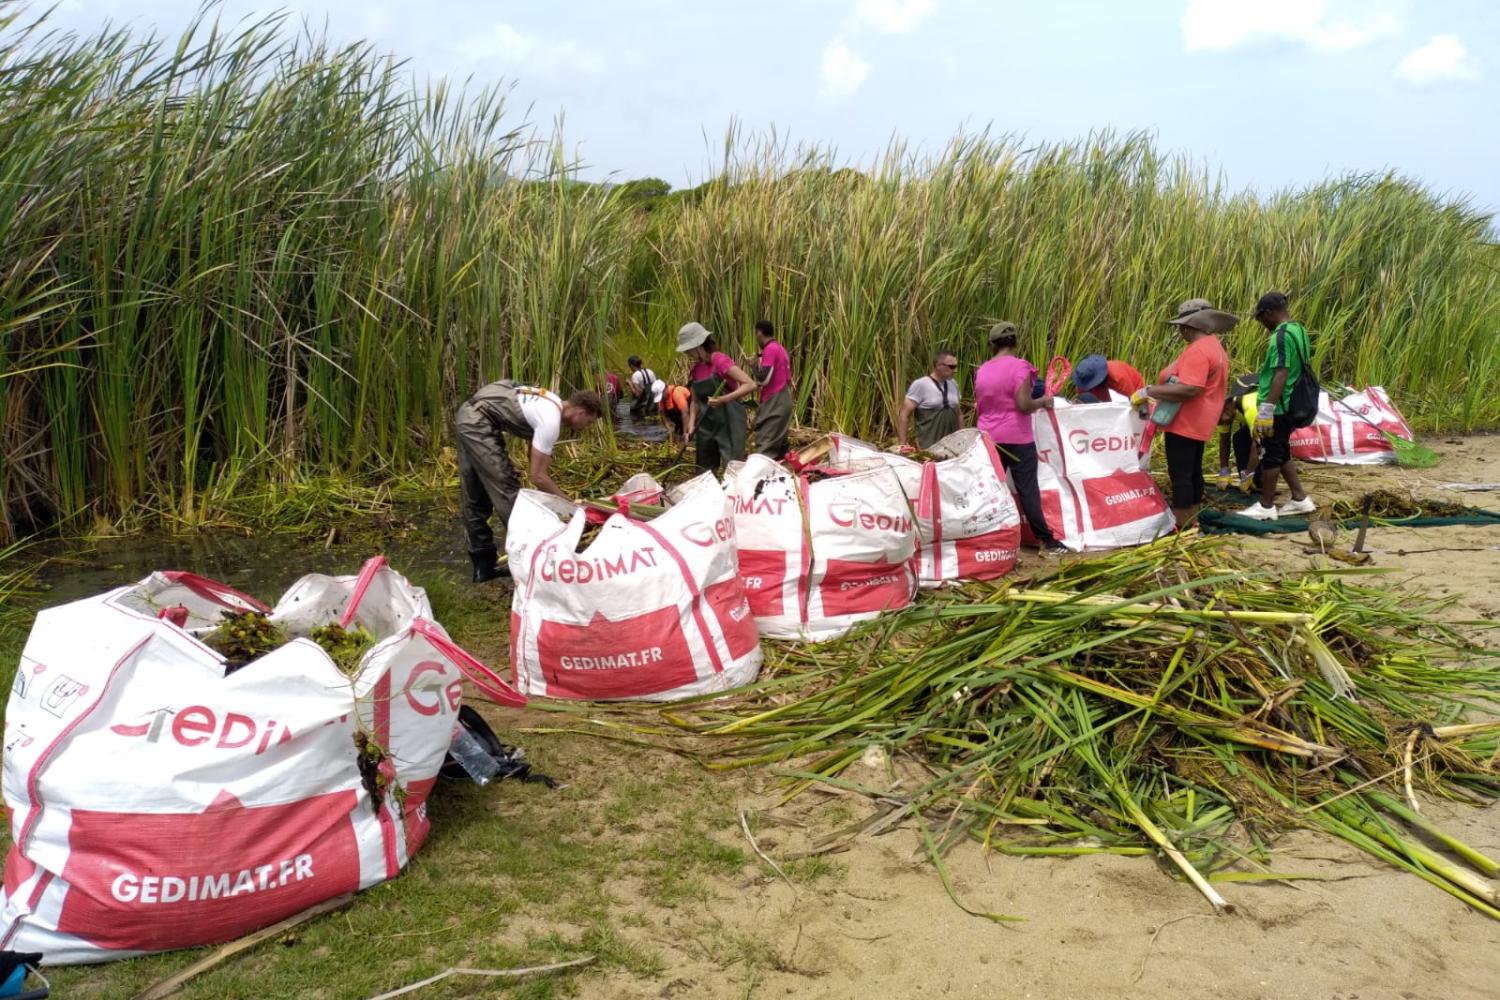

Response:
(931, 376), (951, 410)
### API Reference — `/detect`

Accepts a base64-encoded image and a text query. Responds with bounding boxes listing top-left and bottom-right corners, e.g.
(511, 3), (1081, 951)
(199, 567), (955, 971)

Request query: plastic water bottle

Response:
(447, 725), (501, 786)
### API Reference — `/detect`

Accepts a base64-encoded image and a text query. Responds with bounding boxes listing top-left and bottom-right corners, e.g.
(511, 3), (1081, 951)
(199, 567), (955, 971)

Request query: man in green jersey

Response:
(1236, 291), (1315, 521)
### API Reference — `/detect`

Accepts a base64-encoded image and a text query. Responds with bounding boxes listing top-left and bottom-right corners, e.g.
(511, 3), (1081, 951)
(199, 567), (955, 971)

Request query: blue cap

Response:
(1072, 354), (1108, 391)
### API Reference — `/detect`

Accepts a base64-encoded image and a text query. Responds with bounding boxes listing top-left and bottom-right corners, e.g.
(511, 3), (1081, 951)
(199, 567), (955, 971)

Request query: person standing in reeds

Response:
(1138, 300), (1235, 529)
(627, 356), (658, 420)
(975, 322), (1067, 554)
(1237, 291), (1316, 521)
(454, 382), (605, 582)
(896, 350), (963, 451)
(678, 322), (758, 473)
(749, 320), (793, 459)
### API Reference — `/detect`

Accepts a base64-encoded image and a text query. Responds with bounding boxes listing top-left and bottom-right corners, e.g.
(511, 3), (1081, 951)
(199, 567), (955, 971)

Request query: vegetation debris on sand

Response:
(612, 535), (1500, 918)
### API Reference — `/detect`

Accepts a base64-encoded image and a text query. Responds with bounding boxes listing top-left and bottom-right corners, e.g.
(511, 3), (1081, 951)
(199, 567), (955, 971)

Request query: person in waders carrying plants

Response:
(974, 321), (1067, 554)
(678, 321), (758, 474)
(749, 320), (793, 459)
(454, 382), (605, 582)
(1236, 291), (1317, 521)
(1135, 299), (1235, 529)
(896, 349), (963, 451)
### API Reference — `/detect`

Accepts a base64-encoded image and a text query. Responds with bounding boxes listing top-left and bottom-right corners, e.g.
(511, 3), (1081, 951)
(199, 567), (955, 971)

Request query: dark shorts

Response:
(1259, 415), (1295, 468)
(1164, 432), (1206, 509)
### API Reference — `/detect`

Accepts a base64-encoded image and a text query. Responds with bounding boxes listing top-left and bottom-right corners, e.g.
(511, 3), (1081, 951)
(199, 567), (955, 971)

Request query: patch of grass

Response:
(781, 856), (845, 886)
(34, 725), (793, 999)
(580, 922), (665, 978)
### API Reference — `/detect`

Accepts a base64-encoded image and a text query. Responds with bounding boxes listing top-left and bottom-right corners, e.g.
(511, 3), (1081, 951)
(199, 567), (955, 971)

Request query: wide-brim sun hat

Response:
(1167, 299), (1240, 334)
(676, 321), (711, 353)
(1072, 353), (1109, 391)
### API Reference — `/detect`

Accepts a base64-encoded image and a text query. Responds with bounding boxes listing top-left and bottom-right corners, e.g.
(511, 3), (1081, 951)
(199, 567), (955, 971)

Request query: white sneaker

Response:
(1236, 502), (1279, 521)
(1278, 496), (1317, 516)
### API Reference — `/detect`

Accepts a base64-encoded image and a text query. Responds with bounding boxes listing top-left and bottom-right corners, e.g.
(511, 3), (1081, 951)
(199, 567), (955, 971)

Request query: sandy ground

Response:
(500, 435), (1500, 1000)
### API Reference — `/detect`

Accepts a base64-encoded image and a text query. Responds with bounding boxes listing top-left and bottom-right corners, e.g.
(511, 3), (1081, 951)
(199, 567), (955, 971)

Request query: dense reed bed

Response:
(0, 8), (629, 540)
(2, 10), (1498, 541)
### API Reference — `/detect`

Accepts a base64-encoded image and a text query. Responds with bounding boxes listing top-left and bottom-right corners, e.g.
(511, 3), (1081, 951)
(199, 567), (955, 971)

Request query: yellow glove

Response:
(1216, 467), (1233, 490)
(1253, 403), (1276, 438)
(1130, 388), (1150, 408)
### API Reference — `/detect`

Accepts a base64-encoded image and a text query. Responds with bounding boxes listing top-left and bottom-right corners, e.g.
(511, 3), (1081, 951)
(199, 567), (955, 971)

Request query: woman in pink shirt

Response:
(749, 319), (793, 459)
(974, 321), (1064, 553)
(676, 321), (758, 473)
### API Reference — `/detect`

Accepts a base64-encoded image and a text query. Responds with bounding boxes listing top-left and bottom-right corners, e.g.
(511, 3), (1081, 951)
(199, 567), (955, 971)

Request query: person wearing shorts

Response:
(1237, 291), (1315, 521)
(1138, 299), (1236, 528)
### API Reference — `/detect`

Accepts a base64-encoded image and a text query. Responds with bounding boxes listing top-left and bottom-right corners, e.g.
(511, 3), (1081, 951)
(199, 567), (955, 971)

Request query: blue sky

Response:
(40, 0), (1500, 212)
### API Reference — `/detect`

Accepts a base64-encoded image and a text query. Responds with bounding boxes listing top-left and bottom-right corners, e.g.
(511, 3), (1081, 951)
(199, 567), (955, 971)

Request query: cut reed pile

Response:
(589, 536), (1500, 918)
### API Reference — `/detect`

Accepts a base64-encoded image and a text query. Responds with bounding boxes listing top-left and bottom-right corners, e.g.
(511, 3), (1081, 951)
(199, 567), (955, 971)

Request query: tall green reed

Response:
(3, 9), (1497, 543)
(0, 8), (631, 540)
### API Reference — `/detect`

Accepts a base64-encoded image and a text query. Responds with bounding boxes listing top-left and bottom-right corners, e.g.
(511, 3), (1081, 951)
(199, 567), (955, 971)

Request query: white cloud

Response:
(820, 36), (872, 101)
(1181, 0), (1400, 53)
(1396, 34), (1482, 84)
(457, 22), (605, 79)
(822, 35), (870, 101)
(852, 0), (939, 35)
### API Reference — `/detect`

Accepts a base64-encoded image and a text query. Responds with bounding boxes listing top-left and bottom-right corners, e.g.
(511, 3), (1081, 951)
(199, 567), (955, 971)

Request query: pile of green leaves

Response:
(203, 611), (287, 670)
(309, 622), (376, 676)
(618, 535), (1500, 918)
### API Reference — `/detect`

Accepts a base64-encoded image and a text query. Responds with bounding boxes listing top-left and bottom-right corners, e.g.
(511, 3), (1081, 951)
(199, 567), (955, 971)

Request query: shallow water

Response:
(26, 512), (469, 611)
(611, 398), (669, 442)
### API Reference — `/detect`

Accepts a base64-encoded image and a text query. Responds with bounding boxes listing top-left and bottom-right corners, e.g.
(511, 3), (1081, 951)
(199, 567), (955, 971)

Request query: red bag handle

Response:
(1044, 356), (1072, 396)
(160, 571), (271, 613)
(411, 618), (527, 708)
(339, 555), (389, 628)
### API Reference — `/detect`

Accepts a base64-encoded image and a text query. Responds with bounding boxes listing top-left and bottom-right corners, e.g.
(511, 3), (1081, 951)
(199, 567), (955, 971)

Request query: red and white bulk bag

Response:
(724, 455), (918, 642)
(829, 430), (1021, 586)
(507, 472), (761, 701)
(1029, 400), (1175, 551)
(0, 557), (520, 964)
(1291, 386), (1414, 465)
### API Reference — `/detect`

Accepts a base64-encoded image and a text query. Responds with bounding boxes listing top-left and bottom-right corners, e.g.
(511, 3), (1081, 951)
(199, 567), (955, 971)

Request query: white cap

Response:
(651, 379), (666, 404)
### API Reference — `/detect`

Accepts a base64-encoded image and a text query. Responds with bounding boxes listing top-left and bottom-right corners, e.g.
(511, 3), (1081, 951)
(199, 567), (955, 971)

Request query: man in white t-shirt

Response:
(454, 381), (604, 581)
(895, 349), (964, 450)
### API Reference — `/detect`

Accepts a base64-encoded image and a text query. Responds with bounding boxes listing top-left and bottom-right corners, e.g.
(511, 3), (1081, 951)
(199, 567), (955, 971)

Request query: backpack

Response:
(1279, 325), (1320, 429)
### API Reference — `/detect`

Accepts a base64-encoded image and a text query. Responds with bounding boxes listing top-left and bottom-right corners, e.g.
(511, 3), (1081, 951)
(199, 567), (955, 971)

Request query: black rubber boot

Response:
(470, 549), (507, 583)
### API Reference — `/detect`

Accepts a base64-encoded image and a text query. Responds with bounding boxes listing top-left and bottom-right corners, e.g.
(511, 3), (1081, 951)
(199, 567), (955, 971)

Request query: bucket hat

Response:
(676, 321), (711, 353)
(1072, 354), (1108, 391)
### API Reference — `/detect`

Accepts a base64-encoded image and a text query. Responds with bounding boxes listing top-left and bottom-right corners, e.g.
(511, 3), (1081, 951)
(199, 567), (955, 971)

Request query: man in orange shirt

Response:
(1071, 354), (1145, 403)
(1135, 300), (1236, 528)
